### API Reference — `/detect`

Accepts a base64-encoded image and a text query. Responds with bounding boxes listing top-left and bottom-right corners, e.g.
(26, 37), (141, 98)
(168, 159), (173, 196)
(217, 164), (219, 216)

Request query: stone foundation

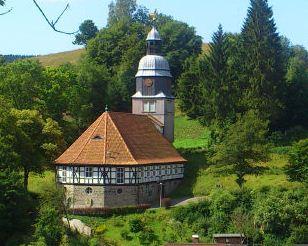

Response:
(61, 179), (182, 208)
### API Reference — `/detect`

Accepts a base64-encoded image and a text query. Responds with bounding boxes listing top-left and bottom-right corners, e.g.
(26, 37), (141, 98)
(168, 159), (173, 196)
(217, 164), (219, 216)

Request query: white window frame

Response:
(62, 167), (67, 182)
(143, 100), (156, 113)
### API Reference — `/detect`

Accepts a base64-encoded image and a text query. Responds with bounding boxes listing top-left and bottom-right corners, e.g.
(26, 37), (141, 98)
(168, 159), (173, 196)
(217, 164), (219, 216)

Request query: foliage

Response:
(177, 56), (204, 118)
(286, 138), (308, 184)
(129, 218), (144, 233)
(211, 110), (269, 187)
(283, 45), (308, 128)
(200, 24), (236, 126)
(73, 20), (98, 46)
(240, 0), (286, 125)
(0, 170), (34, 242)
(34, 205), (64, 246)
(10, 109), (63, 189)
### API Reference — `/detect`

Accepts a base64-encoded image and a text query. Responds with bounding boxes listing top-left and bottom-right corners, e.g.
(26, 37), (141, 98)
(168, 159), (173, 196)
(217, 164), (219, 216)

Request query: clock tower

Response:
(132, 26), (175, 142)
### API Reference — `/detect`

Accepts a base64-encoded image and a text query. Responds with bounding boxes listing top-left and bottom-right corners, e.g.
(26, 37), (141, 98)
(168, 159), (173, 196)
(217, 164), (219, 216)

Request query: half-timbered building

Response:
(55, 26), (186, 208)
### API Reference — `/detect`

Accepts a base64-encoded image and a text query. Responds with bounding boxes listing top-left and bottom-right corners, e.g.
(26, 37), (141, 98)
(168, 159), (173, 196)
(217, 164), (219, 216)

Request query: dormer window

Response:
(92, 135), (103, 140)
(143, 100), (156, 113)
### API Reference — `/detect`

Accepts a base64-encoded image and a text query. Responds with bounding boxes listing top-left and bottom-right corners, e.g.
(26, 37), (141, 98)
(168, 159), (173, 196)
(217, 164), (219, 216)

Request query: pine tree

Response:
(240, 0), (285, 125)
(177, 56), (204, 118)
(201, 24), (236, 126)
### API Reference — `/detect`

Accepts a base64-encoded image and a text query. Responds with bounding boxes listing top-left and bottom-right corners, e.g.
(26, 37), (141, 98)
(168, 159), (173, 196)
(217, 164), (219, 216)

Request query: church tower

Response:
(132, 27), (175, 142)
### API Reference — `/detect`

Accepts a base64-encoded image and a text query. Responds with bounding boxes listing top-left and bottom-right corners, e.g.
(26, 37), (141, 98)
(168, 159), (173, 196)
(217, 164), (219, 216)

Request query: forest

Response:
(0, 0), (307, 245)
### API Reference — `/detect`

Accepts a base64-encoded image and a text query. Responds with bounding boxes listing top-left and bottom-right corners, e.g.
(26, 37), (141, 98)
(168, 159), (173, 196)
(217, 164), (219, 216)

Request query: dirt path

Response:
(171, 196), (205, 206)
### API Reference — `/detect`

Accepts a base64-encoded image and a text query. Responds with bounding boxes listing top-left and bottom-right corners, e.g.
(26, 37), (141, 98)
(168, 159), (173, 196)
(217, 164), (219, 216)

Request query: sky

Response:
(0, 0), (307, 55)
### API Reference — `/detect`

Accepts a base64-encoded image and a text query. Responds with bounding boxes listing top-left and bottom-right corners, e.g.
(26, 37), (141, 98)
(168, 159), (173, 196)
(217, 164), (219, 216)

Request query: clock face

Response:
(144, 78), (153, 87)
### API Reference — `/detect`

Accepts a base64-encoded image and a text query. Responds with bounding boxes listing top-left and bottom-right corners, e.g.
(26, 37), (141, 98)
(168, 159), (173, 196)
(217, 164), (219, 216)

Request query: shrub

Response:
(138, 228), (160, 246)
(129, 218), (144, 233)
(34, 205), (64, 246)
(95, 224), (107, 235)
(120, 229), (133, 241)
(161, 198), (172, 209)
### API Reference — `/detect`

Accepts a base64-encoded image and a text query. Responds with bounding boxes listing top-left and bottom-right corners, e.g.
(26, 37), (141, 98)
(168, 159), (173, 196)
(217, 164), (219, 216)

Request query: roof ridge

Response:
(108, 113), (138, 164)
(103, 112), (108, 164)
(71, 113), (106, 163)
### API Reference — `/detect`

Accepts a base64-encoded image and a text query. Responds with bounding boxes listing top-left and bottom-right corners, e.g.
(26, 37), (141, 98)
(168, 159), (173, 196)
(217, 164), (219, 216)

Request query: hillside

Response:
(30, 44), (209, 67)
(32, 49), (85, 66)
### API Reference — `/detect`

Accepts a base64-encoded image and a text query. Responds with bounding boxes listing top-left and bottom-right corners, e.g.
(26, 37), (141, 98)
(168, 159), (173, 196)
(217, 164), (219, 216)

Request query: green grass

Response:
(173, 115), (210, 149)
(28, 170), (54, 195)
(182, 153), (303, 196)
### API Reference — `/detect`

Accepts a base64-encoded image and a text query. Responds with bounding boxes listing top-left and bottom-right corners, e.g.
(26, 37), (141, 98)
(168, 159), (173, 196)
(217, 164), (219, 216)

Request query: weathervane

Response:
(149, 9), (158, 26)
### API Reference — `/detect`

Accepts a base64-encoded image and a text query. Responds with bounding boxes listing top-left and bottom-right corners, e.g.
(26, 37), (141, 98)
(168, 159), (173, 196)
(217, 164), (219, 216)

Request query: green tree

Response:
(108, 0), (136, 25)
(240, 0), (285, 125)
(0, 170), (33, 242)
(284, 45), (308, 128)
(177, 56), (204, 118)
(0, 59), (44, 110)
(77, 58), (110, 117)
(211, 110), (269, 187)
(286, 138), (308, 184)
(158, 15), (203, 88)
(10, 109), (63, 189)
(73, 20), (98, 46)
(201, 24), (236, 125)
(34, 205), (64, 246)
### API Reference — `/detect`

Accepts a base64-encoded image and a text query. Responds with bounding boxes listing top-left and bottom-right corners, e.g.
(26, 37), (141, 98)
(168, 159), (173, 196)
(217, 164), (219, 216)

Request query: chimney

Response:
(192, 234), (199, 243)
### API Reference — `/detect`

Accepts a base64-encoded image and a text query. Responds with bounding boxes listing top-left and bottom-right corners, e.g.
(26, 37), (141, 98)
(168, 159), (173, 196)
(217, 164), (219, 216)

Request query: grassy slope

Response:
(30, 43), (209, 67)
(32, 49), (85, 67)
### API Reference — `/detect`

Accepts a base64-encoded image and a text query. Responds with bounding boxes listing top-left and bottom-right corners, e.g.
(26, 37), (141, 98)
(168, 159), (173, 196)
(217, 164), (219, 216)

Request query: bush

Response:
(161, 198), (171, 209)
(95, 224), (107, 235)
(129, 218), (144, 233)
(138, 228), (160, 246)
(120, 229), (133, 241)
(172, 199), (210, 224)
(34, 205), (64, 246)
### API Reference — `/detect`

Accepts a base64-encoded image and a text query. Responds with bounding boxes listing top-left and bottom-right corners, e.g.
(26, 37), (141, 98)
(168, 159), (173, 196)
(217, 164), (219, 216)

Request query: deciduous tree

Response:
(211, 110), (269, 187)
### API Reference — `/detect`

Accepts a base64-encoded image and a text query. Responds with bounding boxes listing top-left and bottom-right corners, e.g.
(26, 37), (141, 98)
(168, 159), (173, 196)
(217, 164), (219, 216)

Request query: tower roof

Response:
(135, 55), (172, 77)
(146, 27), (162, 41)
(55, 112), (186, 166)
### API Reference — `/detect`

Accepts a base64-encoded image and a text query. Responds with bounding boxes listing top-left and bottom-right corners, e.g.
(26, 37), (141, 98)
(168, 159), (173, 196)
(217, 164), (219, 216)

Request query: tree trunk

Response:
(24, 167), (29, 190)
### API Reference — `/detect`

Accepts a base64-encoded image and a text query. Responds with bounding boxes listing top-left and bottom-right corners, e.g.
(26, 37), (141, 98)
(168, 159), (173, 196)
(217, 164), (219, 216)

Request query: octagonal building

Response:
(55, 27), (186, 208)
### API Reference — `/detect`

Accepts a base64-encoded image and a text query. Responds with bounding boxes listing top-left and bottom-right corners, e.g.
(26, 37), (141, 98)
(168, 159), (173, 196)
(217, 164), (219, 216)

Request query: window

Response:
(85, 167), (93, 178)
(62, 167), (67, 182)
(116, 168), (124, 184)
(143, 100), (156, 112)
(85, 187), (92, 194)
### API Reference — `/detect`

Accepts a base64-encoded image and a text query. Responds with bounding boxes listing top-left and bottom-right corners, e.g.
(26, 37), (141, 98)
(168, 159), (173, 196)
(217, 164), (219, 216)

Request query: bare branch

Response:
(0, 7), (12, 15)
(32, 0), (78, 35)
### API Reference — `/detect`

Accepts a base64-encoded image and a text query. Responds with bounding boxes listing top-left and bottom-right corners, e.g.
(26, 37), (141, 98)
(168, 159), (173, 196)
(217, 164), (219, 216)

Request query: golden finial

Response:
(149, 9), (158, 23)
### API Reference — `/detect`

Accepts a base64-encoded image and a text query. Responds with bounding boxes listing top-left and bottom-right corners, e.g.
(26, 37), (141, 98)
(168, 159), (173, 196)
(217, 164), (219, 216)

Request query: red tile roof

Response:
(55, 112), (186, 165)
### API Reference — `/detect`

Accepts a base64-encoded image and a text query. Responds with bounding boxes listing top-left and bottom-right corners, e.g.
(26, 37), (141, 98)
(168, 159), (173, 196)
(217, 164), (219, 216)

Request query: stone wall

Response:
(61, 178), (182, 208)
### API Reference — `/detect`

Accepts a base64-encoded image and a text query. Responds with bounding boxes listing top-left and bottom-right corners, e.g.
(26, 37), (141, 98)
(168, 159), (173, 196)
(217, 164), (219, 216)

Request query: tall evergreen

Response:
(177, 56), (204, 119)
(201, 24), (236, 126)
(241, 0), (285, 125)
